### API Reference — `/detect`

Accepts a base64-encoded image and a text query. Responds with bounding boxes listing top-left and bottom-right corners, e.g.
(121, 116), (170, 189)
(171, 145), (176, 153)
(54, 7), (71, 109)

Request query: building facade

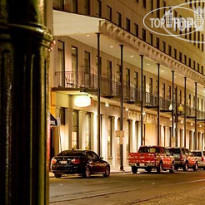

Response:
(50, 0), (205, 169)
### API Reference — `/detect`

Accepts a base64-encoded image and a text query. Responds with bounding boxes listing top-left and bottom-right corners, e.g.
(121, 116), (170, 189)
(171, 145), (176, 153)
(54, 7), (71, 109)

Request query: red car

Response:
(129, 146), (175, 174)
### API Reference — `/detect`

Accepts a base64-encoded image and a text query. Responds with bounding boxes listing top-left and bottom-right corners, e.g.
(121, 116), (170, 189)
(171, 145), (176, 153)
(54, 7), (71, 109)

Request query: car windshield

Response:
(169, 149), (180, 154)
(57, 150), (84, 157)
(192, 152), (202, 157)
(139, 147), (160, 153)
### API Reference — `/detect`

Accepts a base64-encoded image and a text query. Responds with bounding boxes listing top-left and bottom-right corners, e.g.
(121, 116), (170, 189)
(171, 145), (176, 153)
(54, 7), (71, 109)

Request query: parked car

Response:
(191, 150), (205, 169)
(51, 149), (110, 178)
(128, 146), (175, 174)
(167, 148), (198, 171)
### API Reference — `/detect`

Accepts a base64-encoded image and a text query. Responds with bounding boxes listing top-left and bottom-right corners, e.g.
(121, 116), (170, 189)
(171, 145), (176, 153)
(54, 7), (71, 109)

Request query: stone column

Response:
(198, 132), (202, 150)
(79, 111), (86, 149)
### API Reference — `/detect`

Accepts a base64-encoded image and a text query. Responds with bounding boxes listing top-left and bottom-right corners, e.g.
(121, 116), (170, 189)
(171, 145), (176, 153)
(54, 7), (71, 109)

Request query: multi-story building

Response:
(49, 0), (205, 169)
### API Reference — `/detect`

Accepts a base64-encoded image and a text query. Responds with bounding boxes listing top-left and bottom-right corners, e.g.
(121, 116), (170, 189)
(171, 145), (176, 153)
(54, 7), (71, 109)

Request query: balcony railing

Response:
(100, 77), (121, 97)
(160, 97), (172, 111)
(54, 71), (205, 117)
(54, 71), (97, 90)
(123, 86), (140, 103)
(144, 92), (158, 107)
(186, 106), (195, 117)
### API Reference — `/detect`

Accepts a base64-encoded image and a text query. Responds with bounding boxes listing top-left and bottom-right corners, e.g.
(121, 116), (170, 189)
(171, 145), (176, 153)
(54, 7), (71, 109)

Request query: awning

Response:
(50, 113), (58, 126)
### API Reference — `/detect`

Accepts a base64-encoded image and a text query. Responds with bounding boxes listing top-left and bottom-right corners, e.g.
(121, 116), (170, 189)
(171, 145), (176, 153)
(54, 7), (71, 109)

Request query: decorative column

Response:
(79, 111), (86, 149)
(0, 0), (52, 204)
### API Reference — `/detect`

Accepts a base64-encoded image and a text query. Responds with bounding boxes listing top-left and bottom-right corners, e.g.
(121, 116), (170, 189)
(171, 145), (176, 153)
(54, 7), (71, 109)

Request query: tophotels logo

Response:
(143, 1), (205, 43)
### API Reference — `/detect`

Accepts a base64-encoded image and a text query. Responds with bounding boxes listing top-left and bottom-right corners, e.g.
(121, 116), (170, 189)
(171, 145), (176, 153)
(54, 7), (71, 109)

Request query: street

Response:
(49, 169), (205, 205)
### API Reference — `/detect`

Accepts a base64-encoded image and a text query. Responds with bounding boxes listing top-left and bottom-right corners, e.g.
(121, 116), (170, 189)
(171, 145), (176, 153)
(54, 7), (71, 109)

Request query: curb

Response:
(49, 170), (131, 178)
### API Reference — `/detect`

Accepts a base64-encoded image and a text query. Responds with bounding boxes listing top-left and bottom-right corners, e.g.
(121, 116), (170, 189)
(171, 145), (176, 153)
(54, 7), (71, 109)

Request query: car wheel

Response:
(54, 174), (62, 178)
(145, 167), (152, 173)
(103, 166), (110, 177)
(169, 162), (175, 173)
(183, 162), (188, 171)
(174, 165), (179, 170)
(193, 163), (198, 171)
(83, 166), (91, 178)
(131, 166), (138, 174)
(157, 162), (163, 174)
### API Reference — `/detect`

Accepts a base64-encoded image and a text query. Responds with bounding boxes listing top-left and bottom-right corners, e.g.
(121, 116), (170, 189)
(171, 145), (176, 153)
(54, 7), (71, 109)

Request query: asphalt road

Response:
(49, 169), (205, 205)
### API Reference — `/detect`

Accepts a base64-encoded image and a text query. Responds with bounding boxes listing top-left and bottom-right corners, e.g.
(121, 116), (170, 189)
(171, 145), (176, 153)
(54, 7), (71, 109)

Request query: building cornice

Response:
(100, 21), (205, 86)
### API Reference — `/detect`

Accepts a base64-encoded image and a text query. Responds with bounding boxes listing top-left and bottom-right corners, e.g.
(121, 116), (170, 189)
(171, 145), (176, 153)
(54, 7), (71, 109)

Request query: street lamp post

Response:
(0, 0), (52, 204)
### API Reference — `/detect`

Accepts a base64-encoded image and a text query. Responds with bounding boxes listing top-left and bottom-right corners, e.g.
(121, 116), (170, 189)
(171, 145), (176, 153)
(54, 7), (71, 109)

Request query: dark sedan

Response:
(51, 149), (110, 178)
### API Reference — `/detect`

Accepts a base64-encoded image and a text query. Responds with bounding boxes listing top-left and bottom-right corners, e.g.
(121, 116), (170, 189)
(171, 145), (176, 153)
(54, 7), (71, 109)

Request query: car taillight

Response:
(71, 158), (80, 164)
(202, 157), (204, 161)
(51, 158), (57, 165)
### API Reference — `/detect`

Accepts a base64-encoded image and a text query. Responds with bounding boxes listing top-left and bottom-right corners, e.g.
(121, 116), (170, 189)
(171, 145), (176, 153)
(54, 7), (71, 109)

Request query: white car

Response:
(191, 151), (205, 169)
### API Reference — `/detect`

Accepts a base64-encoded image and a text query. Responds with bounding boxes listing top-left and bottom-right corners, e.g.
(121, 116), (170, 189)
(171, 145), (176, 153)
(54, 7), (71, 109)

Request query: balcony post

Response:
(120, 44), (124, 171)
(97, 32), (101, 156)
(140, 55), (144, 146)
(175, 86), (178, 147)
(195, 82), (198, 150)
(171, 70), (175, 147)
(157, 63), (160, 146)
(184, 77), (187, 147)
(0, 0), (52, 204)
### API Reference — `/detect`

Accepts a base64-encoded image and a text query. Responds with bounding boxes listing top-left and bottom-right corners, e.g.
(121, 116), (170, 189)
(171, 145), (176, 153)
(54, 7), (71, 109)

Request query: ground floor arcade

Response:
(49, 91), (205, 170)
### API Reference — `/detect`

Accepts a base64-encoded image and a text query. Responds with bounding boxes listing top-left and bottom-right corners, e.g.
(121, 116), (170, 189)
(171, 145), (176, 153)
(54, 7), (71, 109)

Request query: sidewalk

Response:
(49, 167), (131, 177)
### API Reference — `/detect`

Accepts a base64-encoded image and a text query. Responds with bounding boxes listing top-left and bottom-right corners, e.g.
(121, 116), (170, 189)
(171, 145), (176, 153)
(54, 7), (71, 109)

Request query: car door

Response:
(86, 151), (97, 173)
(165, 149), (173, 168)
(92, 152), (104, 172)
(192, 151), (201, 165)
(184, 149), (189, 164)
(90, 152), (101, 173)
(203, 151), (205, 166)
(161, 148), (168, 169)
(187, 149), (195, 166)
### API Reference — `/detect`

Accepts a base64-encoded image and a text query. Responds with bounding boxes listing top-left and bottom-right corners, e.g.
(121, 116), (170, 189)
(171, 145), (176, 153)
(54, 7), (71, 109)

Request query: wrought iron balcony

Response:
(144, 92), (158, 107)
(186, 106), (196, 117)
(54, 71), (205, 118)
(160, 97), (172, 111)
(197, 109), (205, 120)
(54, 71), (97, 90)
(100, 76), (121, 98)
(123, 86), (140, 104)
